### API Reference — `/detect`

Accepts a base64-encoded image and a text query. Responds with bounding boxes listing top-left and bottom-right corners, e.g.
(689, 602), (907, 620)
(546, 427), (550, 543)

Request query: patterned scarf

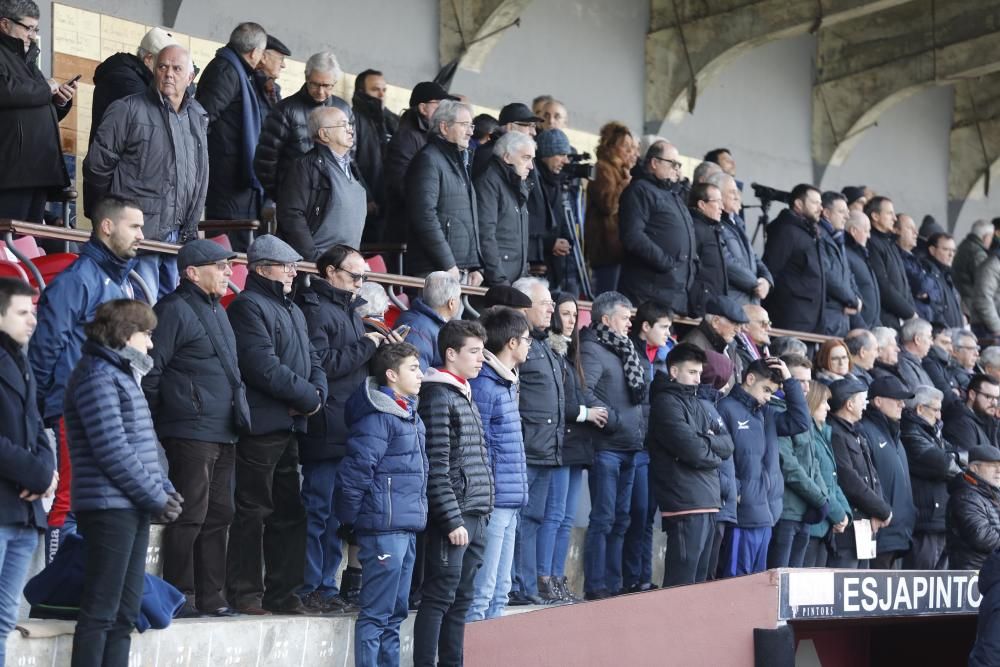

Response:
(592, 323), (647, 404)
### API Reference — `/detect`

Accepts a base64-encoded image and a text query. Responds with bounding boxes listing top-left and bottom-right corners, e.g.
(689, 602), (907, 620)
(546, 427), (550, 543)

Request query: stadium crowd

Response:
(4, 2), (1000, 666)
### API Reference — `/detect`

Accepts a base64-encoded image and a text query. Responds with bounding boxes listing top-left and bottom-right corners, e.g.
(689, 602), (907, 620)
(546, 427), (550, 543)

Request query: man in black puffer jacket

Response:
(946, 446), (1000, 571)
(225, 235), (327, 615)
(351, 69), (399, 243)
(254, 51), (352, 203)
(865, 196), (917, 329)
(144, 240), (244, 617)
(413, 320), (493, 667)
(405, 100), (481, 280)
(688, 182), (728, 316)
(900, 390), (962, 570)
(475, 133), (534, 286)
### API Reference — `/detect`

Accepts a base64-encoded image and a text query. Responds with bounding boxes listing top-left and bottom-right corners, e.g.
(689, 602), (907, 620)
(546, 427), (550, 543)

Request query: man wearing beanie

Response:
(527, 128), (581, 295)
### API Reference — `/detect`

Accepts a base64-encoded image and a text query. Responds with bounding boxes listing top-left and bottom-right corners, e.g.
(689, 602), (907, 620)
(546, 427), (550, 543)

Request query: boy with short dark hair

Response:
(335, 342), (427, 667)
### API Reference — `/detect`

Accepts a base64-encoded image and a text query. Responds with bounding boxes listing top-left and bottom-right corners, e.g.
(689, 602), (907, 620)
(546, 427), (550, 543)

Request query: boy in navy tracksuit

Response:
(335, 343), (428, 667)
(717, 357), (810, 576)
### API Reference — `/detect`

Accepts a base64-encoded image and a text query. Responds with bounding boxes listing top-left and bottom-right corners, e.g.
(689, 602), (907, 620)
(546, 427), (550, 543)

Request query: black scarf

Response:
(592, 323), (647, 404)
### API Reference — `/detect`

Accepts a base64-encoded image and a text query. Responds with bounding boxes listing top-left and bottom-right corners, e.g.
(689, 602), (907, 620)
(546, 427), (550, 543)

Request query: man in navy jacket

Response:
(717, 357), (810, 576)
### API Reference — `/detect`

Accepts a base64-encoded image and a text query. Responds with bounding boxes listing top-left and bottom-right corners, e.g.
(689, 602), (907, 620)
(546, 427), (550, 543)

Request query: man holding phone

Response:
(296, 244), (405, 612)
(0, 0), (77, 224)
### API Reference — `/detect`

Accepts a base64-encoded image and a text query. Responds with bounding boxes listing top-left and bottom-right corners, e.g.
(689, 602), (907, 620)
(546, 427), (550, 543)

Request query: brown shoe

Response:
(234, 605), (271, 616)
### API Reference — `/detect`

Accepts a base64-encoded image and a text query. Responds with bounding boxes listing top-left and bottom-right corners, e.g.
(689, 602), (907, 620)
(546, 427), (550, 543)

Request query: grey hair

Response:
(693, 161), (722, 184)
(307, 106), (347, 138)
(156, 45), (194, 74)
(901, 318), (932, 344)
(873, 326), (898, 350)
(770, 336), (808, 358)
(228, 22), (266, 55)
(706, 172), (736, 191)
(305, 50), (343, 80)
(512, 276), (549, 299)
(952, 328), (978, 347)
(422, 271), (461, 309)
(845, 330), (877, 356)
(0, 0), (39, 20)
(981, 346), (1000, 370)
(845, 211), (870, 233)
(493, 131), (535, 158)
(356, 281), (390, 318)
(909, 384), (944, 410)
(591, 291), (632, 324)
(972, 219), (994, 240)
(430, 100), (473, 137)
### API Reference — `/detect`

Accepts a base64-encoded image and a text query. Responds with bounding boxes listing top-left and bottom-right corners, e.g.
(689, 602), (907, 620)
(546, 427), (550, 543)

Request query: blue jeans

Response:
(622, 451), (655, 588)
(467, 507), (518, 621)
(538, 465), (584, 577)
(133, 242), (179, 303)
(300, 460), (343, 597)
(583, 450), (636, 594)
(356, 531), (415, 667)
(0, 525), (38, 666)
(516, 466), (552, 597)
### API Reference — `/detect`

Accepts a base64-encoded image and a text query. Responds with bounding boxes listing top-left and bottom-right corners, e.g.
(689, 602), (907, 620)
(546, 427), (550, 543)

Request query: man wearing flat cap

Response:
(225, 235), (328, 615)
(858, 376), (917, 569)
(144, 239), (244, 617)
(827, 378), (893, 568)
(254, 34), (290, 111)
(683, 295), (747, 393)
(471, 102), (541, 179)
(947, 445), (1000, 570)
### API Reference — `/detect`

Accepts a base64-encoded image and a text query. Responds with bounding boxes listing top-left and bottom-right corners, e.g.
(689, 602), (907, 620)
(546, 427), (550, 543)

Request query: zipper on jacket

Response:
(387, 476), (393, 528)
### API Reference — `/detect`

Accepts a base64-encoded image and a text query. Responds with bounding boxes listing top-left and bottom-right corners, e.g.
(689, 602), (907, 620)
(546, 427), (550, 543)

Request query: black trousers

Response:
(903, 532), (948, 570)
(706, 520), (728, 581)
(161, 439), (235, 610)
(0, 187), (47, 223)
(413, 514), (488, 667)
(872, 550), (903, 570)
(71, 509), (149, 667)
(662, 513), (715, 587)
(804, 536), (829, 567)
(225, 431), (306, 610)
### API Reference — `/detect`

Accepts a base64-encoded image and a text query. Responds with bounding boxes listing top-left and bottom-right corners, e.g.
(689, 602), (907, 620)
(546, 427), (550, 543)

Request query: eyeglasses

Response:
(321, 122), (354, 131)
(956, 345), (980, 352)
(535, 299), (556, 308)
(263, 262), (298, 274)
(754, 319), (772, 327)
(335, 266), (367, 283)
(306, 81), (337, 91)
(449, 120), (474, 128)
(518, 336), (533, 347)
(4, 17), (40, 35)
(197, 260), (233, 270)
(704, 198), (723, 204)
(976, 391), (1000, 403)
(652, 156), (682, 170)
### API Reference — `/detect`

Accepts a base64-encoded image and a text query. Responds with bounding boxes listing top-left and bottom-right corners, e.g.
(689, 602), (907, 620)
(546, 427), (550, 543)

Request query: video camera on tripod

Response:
(748, 182), (792, 244)
(563, 151), (595, 181)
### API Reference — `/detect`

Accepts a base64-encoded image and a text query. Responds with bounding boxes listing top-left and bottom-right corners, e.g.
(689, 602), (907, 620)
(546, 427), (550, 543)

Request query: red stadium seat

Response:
(0, 259), (29, 282)
(208, 234), (232, 251)
(9, 235), (45, 259)
(577, 308), (592, 329)
(366, 255), (388, 274)
(230, 263), (248, 291)
(29, 253), (78, 288)
(221, 292), (238, 309)
(385, 304), (401, 328)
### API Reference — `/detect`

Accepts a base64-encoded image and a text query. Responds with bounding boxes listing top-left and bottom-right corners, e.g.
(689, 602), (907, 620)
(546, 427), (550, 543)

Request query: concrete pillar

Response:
(947, 74), (1000, 225)
(439, 0), (533, 72)
(813, 0), (1000, 172)
(644, 0), (910, 133)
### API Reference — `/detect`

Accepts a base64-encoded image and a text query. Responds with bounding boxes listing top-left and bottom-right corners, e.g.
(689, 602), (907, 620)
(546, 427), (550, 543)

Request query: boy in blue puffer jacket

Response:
(335, 343), (428, 667)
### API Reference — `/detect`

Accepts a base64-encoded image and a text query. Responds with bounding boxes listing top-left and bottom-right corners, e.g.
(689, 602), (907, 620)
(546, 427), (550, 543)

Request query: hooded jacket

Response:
(946, 470), (1000, 571)
(418, 368), (494, 533)
(829, 415), (893, 521)
(762, 208), (826, 333)
(470, 351), (528, 509)
(717, 380), (810, 528)
(648, 375), (734, 513)
(955, 233), (990, 307)
(334, 378), (428, 534)
(475, 156), (530, 286)
(859, 408), (916, 554)
(89, 51), (153, 145)
(29, 239), (137, 421)
(900, 409), (961, 535)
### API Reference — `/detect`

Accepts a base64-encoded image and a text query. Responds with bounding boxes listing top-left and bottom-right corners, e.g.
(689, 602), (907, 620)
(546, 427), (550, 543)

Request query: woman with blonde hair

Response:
(585, 121), (637, 295)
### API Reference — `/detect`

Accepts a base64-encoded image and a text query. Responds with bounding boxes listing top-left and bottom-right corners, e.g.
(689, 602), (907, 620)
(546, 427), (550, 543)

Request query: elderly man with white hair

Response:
(475, 131), (536, 286)
(707, 171), (771, 305)
(276, 106), (366, 260)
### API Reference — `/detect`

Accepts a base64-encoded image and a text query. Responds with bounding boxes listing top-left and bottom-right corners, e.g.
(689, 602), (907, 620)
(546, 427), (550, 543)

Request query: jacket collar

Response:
(81, 339), (132, 373)
(845, 234), (869, 257)
(863, 406), (900, 440)
(481, 349), (517, 385)
(220, 45), (254, 75)
(0, 31), (31, 60)
(728, 384), (762, 414)
(423, 367), (473, 401)
(352, 91), (383, 118)
(689, 207), (719, 226)
(492, 156), (530, 196)
(429, 134), (469, 168)
(411, 297), (447, 325)
(829, 414), (859, 435)
(775, 208), (819, 237)
(176, 278), (219, 305)
(80, 238), (136, 285)
(361, 377), (416, 419)
(309, 277), (364, 311)
(245, 271), (292, 303)
(0, 332), (27, 396)
(697, 320), (729, 352)
(294, 85), (328, 108)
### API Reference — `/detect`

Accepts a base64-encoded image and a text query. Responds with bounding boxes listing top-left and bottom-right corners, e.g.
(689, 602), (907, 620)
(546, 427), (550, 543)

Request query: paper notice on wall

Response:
(854, 519), (877, 560)
(53, 4), (101, 60)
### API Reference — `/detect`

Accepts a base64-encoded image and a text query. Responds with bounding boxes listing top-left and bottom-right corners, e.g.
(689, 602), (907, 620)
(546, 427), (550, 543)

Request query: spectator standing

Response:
(405, 100), (481, 282)
(949, 329), (980, 395)
(618, 140), (696, 314)
(892, 318), (936, 391)
(870, 326), (904, 385)
(699, 351), (736, 580)
(89, 27), (179, 144)
(254, 51), (352, 203)
(923, 233), (964, 328)
(762, 185), (826, 333)
(718, 358), (809, 576)
(335, 344), (427, 667)
(412, 320), (493, 667)
(827, 378), (893, 568)
(471, 102), (540, 180)
(688, 182), (728, 315)
(352, 69), (400, 243)
(29, 196), (143, 559)
(955, 219), (994, 308)
(253, 35), (289, 113)
(818, 191), (862, 337)
(858, 377), (917, 569)
(84, 45), (208, 301)
(585, 122), (636, 295)
(528, 129), (580, 295)
(897, 213), (936, 323)
(0, 278), (56, 667)
(844, 211), (882, 330)
(682, 295), (747, 392)
(865, 196), (917, 328)
(297, 246), (392, 612)
(922, 327), (962, 402)
(707, 172), (772, 306)
(395, 271), (463, 372)
(143, 240), (243, 617)
(969, 253), (1000, 342)
(846, 329), (879, 387)
(467, 307), (530, 620)
(841, 185), (867, 212)
(581, 292), (648, 598)
(384, 82), (456, 244)
(0, 0), (75, 223)
(901, 386), (962, 570)
(803, 383), (851, 568)
(64, 300), (180, 667)
(649, 343), (734, 586)
(225, 235), (328, 615)
(476, 131), (535, 286)
(277, 106), (367, 261)
(946, 446), (1000, 571)
(970, 548), (1000, 666)
(195, 22), (268, 251)
(943, 373), (1000, 455)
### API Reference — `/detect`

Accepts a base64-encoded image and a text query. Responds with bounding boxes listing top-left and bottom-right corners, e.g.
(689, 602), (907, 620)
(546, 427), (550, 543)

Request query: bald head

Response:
(743, 304), (771, 346)
(309, 106), (354, 155)
(155, 45), (194, 110)
(845, 210), (871, 247)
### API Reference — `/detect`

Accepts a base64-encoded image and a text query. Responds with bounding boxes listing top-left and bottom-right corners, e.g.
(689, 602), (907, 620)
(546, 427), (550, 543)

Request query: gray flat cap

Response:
(247, 234), (303, 265)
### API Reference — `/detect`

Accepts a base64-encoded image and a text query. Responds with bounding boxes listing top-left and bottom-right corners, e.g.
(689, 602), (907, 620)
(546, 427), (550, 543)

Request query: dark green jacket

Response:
(778, 419), (830, 522)
(809, 420), (852, 539)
